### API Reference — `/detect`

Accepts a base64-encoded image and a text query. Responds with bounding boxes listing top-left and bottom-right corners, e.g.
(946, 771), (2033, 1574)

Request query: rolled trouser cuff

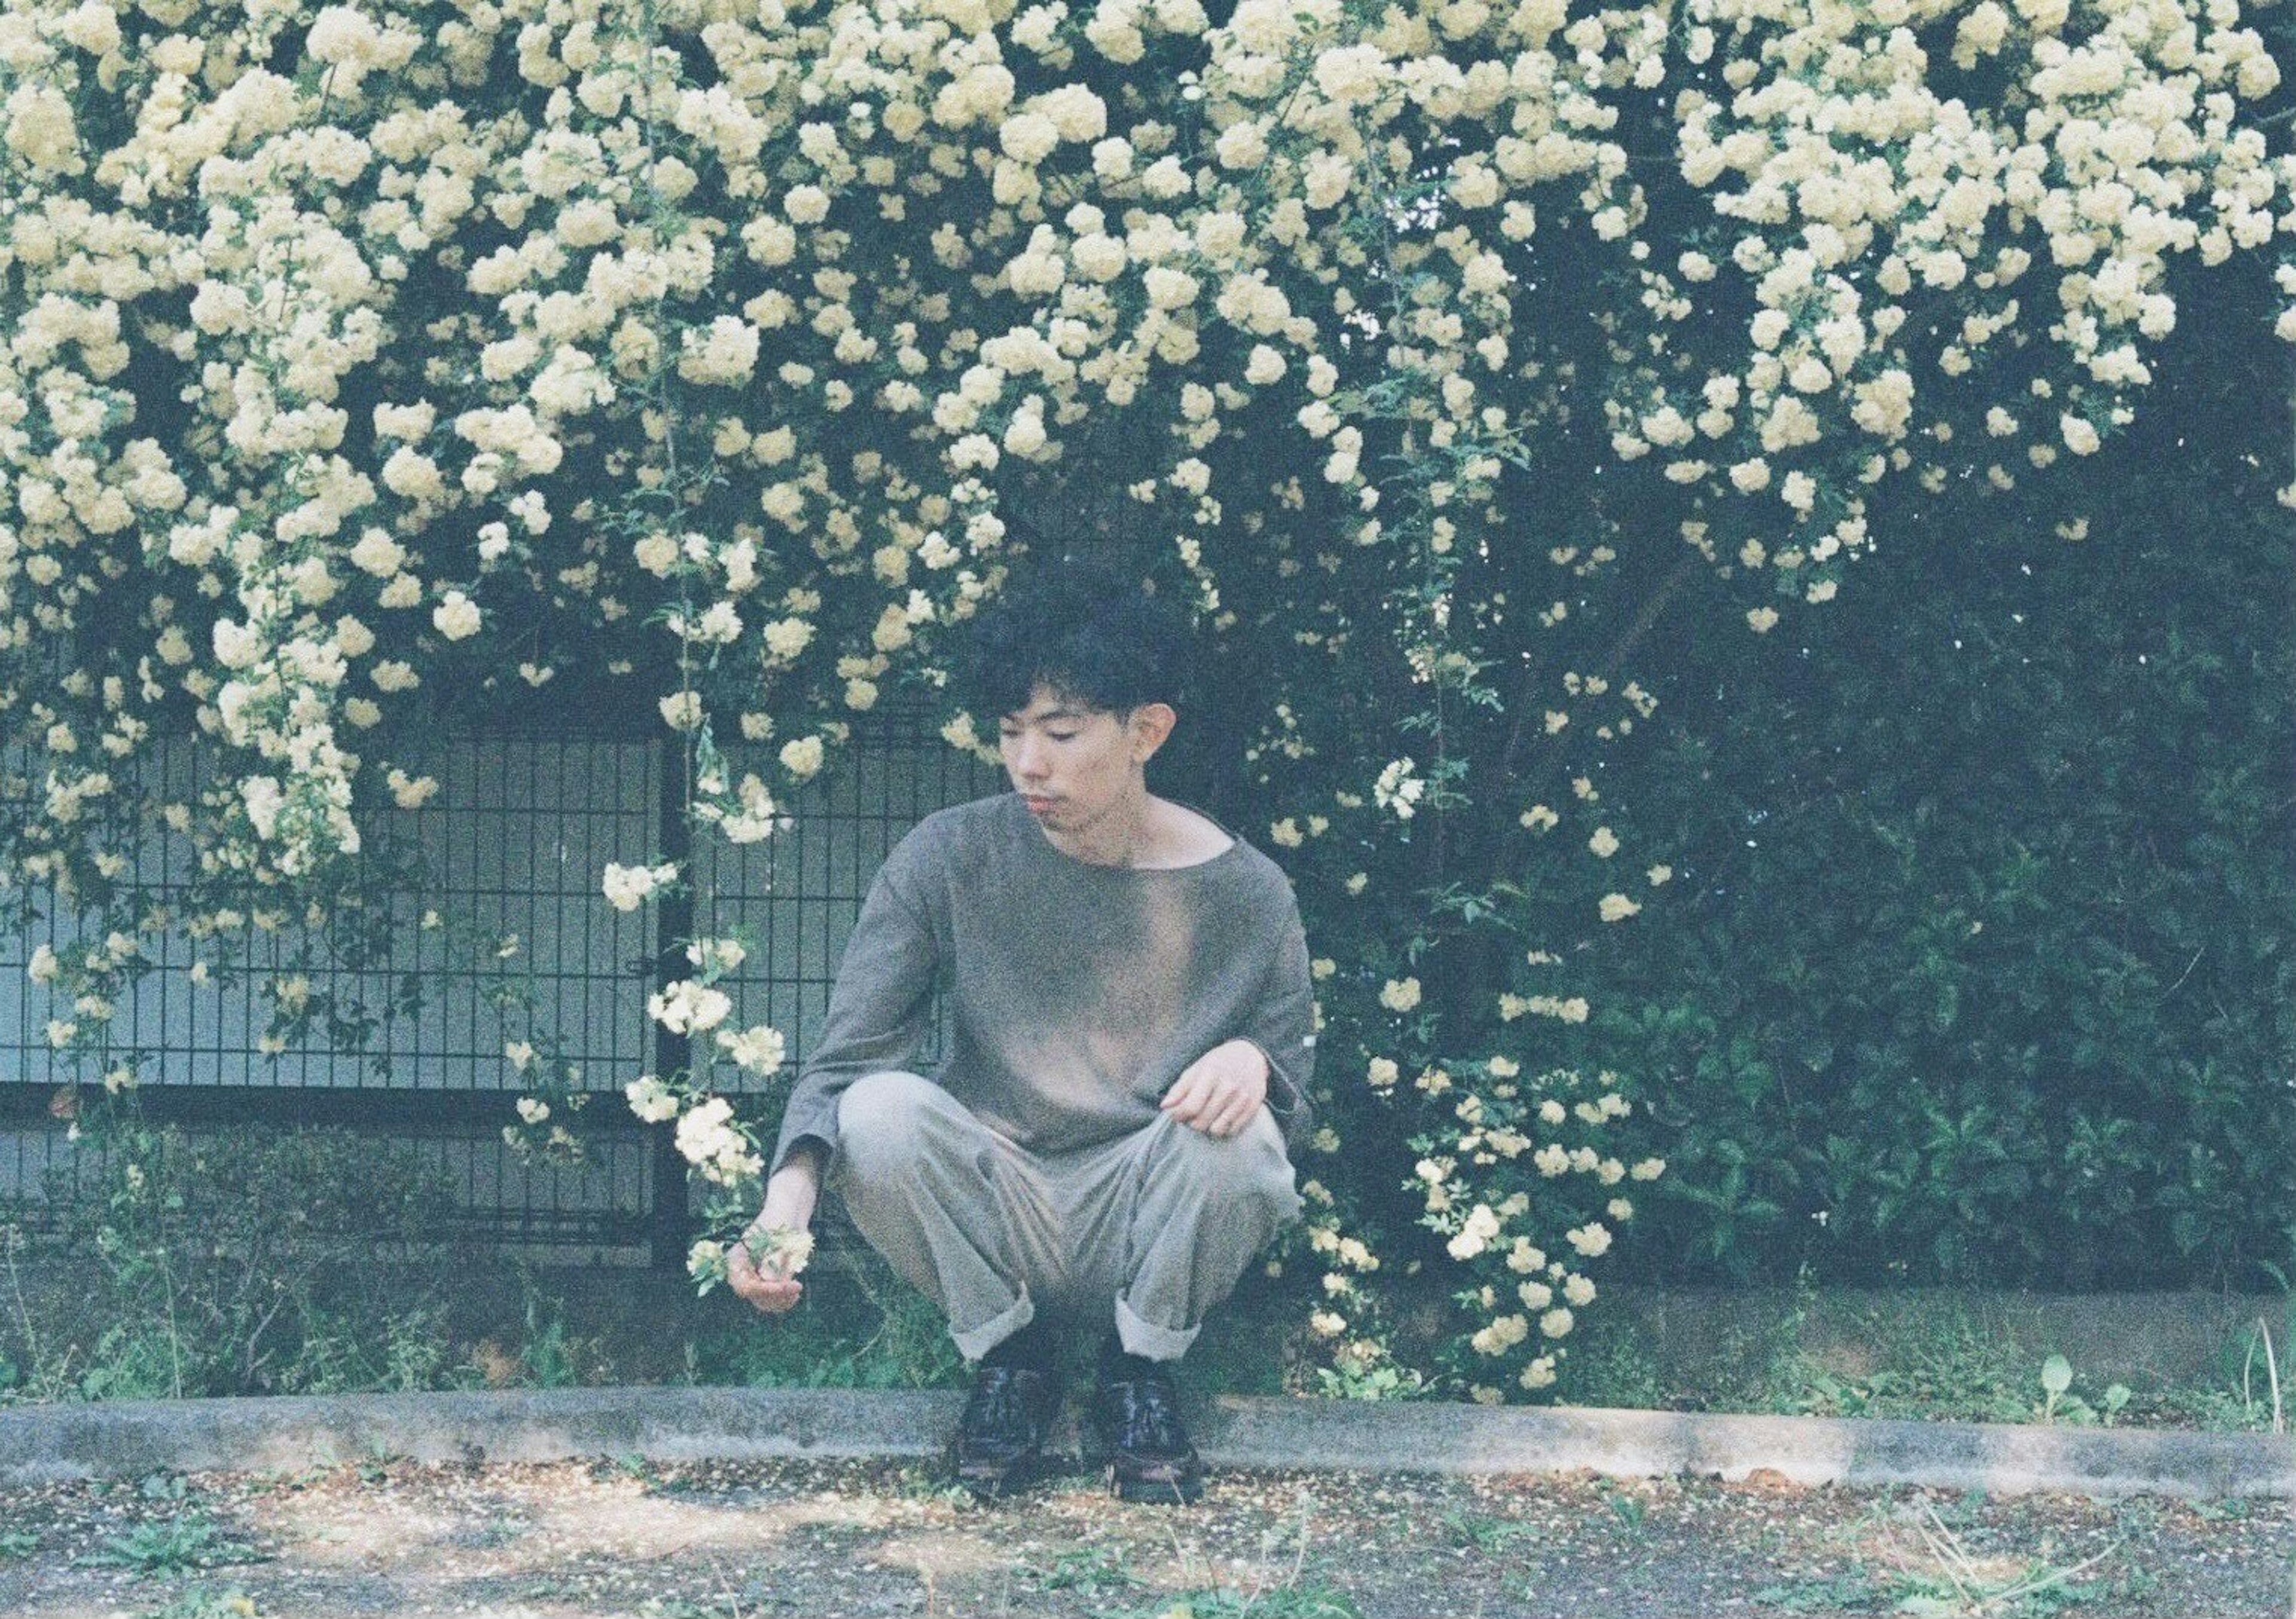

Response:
(951, 1290), (1037, 1364)
(1113, 1294), (1199, 1363)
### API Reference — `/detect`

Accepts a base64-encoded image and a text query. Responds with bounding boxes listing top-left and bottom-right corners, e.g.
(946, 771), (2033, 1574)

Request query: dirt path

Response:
(1, 1456), (2288, 1618)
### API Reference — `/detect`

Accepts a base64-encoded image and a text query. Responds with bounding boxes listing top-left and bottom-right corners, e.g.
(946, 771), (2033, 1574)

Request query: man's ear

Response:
(1128, 701), (1178, 764)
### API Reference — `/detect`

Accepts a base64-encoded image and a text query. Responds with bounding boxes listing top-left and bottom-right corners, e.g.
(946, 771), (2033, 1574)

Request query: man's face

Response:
(998, 685), (1145, 833)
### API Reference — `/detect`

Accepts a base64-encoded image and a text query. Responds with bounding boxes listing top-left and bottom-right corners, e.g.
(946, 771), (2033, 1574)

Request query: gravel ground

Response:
(0, 1455), (2288, 1619)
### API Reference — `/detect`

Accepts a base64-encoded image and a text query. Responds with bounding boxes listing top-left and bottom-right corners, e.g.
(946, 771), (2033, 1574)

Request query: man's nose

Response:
(1012, 737), (1048, 778)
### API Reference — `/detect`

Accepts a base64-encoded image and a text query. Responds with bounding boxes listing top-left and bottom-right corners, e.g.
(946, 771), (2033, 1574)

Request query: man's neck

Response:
(1039, 794), (1232, 870)
(1043, 789), (1153, 868)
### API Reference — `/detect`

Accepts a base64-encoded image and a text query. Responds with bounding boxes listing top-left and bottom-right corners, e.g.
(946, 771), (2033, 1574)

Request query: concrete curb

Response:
(1, 1388), (2288, 1499)
(1196, 1400), (2296, 1499)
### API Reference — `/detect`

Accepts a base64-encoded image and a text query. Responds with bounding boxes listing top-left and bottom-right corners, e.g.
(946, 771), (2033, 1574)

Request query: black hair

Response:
(958, 557), (1193, 719)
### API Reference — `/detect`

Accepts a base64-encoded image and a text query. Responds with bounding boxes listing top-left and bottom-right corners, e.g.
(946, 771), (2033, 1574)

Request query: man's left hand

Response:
(1161, 1038), (1269, 1138)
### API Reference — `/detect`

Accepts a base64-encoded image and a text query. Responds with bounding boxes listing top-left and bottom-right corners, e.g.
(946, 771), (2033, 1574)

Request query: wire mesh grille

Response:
(0, 713), (1003, 1253)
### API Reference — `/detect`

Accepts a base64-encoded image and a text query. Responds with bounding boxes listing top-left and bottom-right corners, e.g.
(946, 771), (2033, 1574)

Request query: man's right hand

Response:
(727, 1228), (805, 1313)
(728, 1148), (823, 1316)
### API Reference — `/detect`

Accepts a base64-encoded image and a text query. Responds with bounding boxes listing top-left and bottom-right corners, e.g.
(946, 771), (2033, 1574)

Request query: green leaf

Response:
(2039, 1354), (2073, 1397)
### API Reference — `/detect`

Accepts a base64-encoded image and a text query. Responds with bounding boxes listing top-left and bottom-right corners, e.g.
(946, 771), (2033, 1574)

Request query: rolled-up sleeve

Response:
(769, 854), (939, 1177)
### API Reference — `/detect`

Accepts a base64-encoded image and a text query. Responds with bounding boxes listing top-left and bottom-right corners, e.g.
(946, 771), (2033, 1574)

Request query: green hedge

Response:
(1595, 280), (2295, 1290)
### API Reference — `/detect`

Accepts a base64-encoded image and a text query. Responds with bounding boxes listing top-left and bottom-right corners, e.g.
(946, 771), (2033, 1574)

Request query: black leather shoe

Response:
(1091, 1363), (1204, 1505)
(947, 1364), (1060, 1500)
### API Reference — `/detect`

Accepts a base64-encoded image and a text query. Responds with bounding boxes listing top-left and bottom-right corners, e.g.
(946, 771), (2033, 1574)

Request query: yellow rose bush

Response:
(3, 0), (2290, 1394)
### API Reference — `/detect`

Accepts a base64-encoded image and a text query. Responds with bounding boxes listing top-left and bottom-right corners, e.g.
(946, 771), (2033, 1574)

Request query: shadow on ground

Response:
(1, 1455), (2288, 1618)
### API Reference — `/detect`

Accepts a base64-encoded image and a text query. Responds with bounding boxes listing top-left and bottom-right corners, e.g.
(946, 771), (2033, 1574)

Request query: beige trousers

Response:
(830, 1070), (1303, 1363)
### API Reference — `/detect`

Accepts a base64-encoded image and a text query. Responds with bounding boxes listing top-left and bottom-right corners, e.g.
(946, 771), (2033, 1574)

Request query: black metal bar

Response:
(649, 737), (695, 1269)
(0, 1082), (607, 1130)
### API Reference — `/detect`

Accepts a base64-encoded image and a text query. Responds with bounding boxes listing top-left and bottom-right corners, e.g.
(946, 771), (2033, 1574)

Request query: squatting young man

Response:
(726, 561), (1314, 1504)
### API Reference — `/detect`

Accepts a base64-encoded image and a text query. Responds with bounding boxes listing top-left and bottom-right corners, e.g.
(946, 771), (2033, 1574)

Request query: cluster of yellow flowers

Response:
(4, 0), (2287, 1379)
(1399, 1062), (1660, 1396)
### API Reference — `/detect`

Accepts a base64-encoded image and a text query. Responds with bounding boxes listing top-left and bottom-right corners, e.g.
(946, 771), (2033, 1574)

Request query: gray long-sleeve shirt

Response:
(770, 792), (1317, 1174)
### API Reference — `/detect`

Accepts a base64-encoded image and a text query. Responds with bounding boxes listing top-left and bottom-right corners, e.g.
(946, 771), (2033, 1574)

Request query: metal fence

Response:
(0, 709), (1002, 1261)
